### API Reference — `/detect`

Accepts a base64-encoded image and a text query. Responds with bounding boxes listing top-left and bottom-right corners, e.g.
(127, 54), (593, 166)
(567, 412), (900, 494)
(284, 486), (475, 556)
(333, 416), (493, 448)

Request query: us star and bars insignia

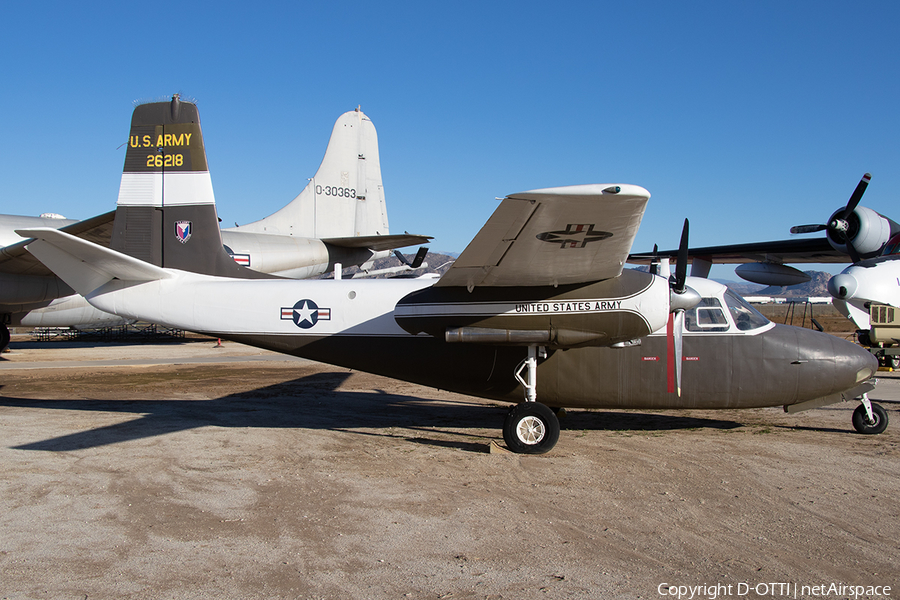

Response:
(281, 299), (331, 329)
(228, 252), (251, 267)
(175, 221), (192, 243)
(536, 224), (612, 248)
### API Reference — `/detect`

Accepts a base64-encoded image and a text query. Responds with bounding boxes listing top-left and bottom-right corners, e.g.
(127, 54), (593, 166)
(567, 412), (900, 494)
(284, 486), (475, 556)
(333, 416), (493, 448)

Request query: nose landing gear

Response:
(853, 393), (889, 434)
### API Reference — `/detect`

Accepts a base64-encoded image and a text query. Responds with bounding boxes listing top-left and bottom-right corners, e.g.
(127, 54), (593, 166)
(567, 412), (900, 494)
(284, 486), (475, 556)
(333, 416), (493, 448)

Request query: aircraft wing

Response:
(0, 210), (116, 276)
(436, 184), (649, 289)
(628, 236), (848, 265)
(322, 233), (433, 252)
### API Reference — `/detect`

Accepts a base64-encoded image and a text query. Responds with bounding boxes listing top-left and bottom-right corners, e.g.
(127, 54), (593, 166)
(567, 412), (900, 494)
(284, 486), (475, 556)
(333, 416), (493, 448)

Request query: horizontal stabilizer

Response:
(17, 228), (170, 296)
(0, 210), (116, 276)
(323, 233), (431, 252)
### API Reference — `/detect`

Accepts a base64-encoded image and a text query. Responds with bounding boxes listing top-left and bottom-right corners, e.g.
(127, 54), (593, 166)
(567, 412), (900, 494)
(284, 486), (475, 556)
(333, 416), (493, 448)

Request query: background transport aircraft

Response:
(0, 97), (429, 348)
(17, 163), (885, 452)
(629, 174), (900, 339)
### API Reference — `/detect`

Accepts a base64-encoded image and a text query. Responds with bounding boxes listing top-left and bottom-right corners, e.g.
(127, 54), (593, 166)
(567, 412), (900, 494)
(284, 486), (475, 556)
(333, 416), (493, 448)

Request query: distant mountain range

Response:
(721, 270), (834, 298)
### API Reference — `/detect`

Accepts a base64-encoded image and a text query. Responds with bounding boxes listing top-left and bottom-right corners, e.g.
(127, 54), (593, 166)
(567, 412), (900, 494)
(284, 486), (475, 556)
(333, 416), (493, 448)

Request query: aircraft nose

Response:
(794, 326), (878, 399)
(828, 273), (858, 300)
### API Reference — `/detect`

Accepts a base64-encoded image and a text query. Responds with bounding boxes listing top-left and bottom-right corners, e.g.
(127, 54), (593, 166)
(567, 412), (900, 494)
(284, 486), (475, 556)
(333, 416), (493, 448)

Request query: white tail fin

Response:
(232, 108), (390, 239)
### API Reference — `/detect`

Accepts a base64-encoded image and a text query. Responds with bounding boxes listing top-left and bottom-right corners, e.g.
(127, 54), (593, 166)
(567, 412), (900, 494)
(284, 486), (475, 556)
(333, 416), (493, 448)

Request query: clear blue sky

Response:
(2, 1), (898, 280)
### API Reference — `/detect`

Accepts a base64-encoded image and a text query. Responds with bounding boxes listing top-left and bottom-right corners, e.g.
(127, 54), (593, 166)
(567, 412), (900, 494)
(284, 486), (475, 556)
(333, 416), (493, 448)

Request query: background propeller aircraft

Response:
(15, 141), (885, 451)
(629, 173), (900, 341)
(0, 97), (429, 348)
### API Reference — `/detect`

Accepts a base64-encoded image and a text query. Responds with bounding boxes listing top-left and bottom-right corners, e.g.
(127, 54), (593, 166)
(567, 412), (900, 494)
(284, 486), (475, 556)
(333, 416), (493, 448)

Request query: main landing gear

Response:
(503, 346), (560, 454)
(0, 324), (9, 352)
(853, 393), (889, 435)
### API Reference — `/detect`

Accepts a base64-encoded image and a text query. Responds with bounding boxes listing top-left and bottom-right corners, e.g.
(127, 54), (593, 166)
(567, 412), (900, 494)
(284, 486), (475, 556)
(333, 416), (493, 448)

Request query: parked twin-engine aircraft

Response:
(0, 97), (429, 348)
(629, 173), (900, 337)
(17, 165), (885, 452)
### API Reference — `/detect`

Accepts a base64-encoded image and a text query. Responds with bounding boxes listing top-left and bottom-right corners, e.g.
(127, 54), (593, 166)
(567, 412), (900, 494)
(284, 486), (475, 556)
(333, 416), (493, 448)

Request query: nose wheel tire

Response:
(0, 324), (9, 351)
(852, 402), (888, 435)
(503, 402), (560, 454)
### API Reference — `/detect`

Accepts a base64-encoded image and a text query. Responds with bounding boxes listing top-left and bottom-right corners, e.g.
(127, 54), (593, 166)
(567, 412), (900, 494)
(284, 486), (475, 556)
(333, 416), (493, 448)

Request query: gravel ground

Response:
(0, 337), (897, 600)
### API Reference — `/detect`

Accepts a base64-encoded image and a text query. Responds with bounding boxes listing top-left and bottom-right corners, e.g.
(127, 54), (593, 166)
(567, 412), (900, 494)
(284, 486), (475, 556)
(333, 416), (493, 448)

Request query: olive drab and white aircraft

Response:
(630, 173), (900, 343)
(0, 97), (429, 348)
(17, 162), (887, 452)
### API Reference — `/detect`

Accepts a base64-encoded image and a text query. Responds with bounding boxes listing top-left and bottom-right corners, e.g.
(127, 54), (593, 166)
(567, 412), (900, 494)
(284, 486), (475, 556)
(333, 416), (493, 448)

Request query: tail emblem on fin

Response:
(175, 221), (192, 243)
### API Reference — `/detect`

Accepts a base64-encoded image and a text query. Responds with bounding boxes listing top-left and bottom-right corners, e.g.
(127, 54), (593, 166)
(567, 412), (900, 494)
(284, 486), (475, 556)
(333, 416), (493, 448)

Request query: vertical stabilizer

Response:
(231, 108), (390, 239)
(112, 95), (270, 278)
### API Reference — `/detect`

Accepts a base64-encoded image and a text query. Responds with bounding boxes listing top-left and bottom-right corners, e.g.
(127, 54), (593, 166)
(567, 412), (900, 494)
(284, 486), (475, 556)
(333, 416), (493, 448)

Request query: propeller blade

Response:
(839, 172), (872, 219)
(841, 232), (862, 263)
(790, 224), (828, 234)
(671, 219), (689, 294)
(674, 309), (685, 397)
(410, 247), (428, 269)
(649, 244), (659, 276)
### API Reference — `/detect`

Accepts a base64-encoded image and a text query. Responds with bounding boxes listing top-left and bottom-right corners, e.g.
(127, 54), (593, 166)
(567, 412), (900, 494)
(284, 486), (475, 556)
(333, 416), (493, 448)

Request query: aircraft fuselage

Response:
(85, 271), (876, 411)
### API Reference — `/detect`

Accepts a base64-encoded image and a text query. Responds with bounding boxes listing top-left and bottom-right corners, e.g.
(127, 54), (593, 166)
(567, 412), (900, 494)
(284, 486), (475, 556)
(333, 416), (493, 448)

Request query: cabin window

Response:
(724, 290), (770, 331)
(684, 298), (729, 332)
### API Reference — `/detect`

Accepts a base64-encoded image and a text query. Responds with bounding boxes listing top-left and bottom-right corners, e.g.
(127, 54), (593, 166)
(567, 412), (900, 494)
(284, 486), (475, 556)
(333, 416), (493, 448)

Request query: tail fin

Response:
(232, 108), (390, 239)
(113, 95), (271, 279)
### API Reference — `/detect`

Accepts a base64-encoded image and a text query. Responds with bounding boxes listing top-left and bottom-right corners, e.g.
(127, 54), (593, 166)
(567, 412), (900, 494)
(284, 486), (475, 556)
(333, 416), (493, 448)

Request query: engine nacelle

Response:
(826, 205), (892, 257)
(394, 269), (670, 349)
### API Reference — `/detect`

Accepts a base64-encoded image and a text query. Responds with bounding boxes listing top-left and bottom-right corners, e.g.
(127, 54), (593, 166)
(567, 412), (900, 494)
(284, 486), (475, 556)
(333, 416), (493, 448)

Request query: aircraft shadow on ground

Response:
(1, 372), (743, 453)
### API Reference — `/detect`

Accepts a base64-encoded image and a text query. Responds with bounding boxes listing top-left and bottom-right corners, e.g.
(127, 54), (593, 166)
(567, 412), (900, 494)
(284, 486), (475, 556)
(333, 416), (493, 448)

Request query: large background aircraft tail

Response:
(112, 95), (271, 279)
(230, 108), (391, 240)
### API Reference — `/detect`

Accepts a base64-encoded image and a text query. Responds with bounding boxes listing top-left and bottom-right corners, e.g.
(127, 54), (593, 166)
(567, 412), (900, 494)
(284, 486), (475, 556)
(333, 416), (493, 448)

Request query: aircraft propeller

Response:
(790, 173), (871, 263)
(649, 244), (660, 275)
(667, 219), (701, 397)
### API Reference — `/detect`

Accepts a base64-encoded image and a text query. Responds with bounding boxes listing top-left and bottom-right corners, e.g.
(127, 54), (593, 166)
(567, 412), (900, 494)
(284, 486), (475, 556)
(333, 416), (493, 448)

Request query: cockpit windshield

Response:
(682, 289), (770, 333)
(723, 289), (770, 331)
(882, 233), (900, 257)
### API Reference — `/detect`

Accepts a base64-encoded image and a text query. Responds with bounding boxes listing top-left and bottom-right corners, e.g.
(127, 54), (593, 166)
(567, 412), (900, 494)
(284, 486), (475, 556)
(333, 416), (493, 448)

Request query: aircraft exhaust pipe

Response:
(445, 327), (550, 344)
(445, 327), (608, 347)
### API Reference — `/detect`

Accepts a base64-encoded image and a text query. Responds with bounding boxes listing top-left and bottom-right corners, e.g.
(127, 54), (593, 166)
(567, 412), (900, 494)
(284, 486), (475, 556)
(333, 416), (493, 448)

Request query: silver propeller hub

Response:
(670, 285), (701, 312)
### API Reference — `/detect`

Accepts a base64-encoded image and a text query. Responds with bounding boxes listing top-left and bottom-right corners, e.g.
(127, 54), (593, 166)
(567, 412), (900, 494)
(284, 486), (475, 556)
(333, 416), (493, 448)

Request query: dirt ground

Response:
(0, 337), (897, 600)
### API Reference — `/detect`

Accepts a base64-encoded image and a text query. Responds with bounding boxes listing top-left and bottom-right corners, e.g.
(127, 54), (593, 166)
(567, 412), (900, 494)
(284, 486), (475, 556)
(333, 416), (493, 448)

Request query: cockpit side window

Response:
(724, 289), (770, 331)
(684, 298), (729, 332)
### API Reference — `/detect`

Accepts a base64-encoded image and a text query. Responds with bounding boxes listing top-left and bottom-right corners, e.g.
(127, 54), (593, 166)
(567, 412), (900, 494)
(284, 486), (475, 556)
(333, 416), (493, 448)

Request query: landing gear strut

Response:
(503, 345), (560, 454)
(853, 393), (889, 434)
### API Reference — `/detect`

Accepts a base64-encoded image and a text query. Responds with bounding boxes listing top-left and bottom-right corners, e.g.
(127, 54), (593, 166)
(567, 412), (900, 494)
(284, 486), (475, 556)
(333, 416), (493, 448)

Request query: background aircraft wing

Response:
(436, 184), (649, 289)
(627, 237), (848, 265)
(0, 210), (115, 276)
(322, 233), (432, 252)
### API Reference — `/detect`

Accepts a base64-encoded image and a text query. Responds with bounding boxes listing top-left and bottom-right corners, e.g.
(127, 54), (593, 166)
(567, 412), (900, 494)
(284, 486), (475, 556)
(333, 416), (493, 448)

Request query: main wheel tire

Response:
(503, 402), (560, 454)
(852, 403), (889, 435)
(0, 324), (9, 351)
